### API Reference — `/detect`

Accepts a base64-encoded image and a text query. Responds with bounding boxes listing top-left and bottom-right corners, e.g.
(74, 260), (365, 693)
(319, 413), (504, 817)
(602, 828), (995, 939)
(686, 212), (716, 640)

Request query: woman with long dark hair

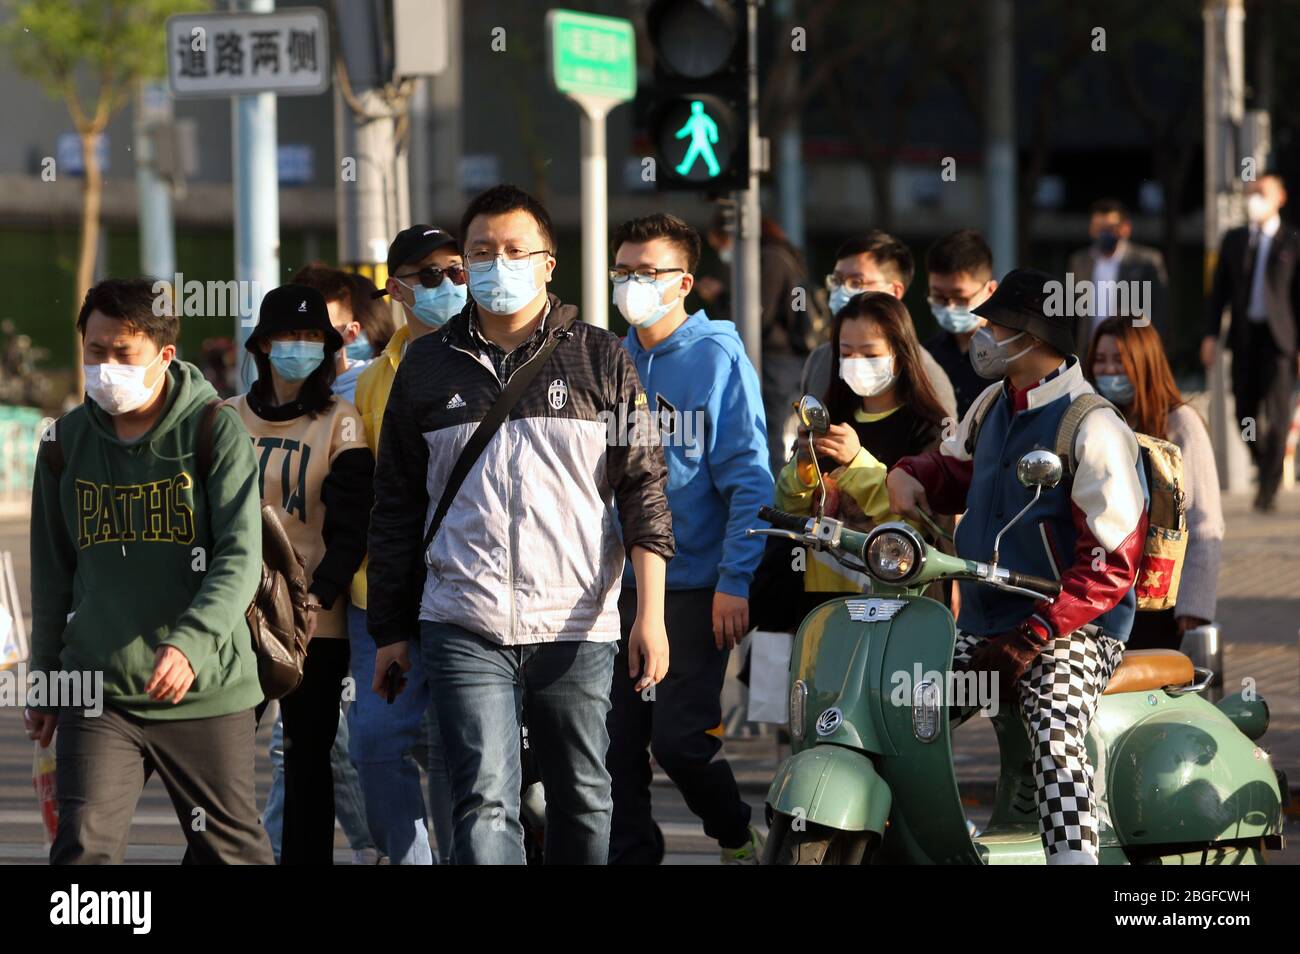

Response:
(225, 284), (375, 864)
(1084, 317), (1223, 650)
(774, 292), (946, 610)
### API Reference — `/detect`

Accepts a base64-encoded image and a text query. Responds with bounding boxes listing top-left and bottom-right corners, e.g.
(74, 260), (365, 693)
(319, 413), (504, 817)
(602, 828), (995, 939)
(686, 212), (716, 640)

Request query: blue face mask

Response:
(931, 303), (981, 335)
(468, 258), (543, 316)
(828, 285), (854, 316)
(401, 276), (467, 328)
(345, 330), (373, 362)
(268, 340), (326, 382)
(1095, 373), (1135, 406)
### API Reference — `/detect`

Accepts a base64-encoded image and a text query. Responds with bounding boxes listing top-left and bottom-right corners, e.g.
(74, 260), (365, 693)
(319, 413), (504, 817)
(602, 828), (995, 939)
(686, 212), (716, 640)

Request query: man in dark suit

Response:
(1068, 198), (1169, 357)
(1204, 173), (1300, 511)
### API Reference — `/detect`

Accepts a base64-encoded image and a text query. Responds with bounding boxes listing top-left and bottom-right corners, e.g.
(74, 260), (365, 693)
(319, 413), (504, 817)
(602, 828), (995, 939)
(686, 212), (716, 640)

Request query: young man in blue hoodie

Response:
(606, 214), (773, 864)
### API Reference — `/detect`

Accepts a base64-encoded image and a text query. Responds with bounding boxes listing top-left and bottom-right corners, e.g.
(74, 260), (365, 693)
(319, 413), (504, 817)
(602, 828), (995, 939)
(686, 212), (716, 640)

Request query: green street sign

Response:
(547, 9), (636, 104)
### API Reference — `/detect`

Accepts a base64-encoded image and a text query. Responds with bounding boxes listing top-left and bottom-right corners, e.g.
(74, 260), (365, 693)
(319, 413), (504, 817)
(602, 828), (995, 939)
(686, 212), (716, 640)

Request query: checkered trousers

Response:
(953, 628), (1125, 863)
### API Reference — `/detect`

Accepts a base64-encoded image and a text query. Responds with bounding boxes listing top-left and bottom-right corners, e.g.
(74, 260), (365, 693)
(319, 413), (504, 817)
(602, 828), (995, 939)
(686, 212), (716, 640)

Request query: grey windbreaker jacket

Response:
(366, 295), (675, 648)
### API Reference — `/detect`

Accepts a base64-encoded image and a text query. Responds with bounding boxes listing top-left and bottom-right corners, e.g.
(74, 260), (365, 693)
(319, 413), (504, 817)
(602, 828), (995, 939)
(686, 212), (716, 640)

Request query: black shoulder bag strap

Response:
(422, 330), (565, 556)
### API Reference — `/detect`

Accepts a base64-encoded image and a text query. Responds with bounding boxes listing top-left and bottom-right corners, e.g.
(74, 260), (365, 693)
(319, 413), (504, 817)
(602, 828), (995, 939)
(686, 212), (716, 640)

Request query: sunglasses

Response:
(395, 264), (468, 288)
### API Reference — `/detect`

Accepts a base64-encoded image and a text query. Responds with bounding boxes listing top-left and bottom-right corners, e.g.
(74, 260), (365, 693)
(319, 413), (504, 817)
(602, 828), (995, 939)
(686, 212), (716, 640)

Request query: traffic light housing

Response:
(643, 0), (749, 192)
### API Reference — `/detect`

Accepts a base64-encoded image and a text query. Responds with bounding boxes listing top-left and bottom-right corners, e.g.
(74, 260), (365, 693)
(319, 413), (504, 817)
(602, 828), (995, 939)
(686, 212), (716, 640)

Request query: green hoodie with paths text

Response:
(30, 360), (264, 720)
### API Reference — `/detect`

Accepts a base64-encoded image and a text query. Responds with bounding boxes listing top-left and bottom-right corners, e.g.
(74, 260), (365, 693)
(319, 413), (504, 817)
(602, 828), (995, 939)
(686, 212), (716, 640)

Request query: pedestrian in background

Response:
(349, 224), (469, 865)
(226, 284), (374, 865)
(924, 230), (999, 419)
(1086, 317), (1223, 650)
(1204, 172), (1300, 512)
(1067, 198), (1169, 356)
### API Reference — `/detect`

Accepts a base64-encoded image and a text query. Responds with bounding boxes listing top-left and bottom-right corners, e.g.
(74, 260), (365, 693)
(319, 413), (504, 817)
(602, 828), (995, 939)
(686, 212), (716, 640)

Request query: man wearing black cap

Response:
(346, 225), (465, 865)
(886, 267), (1148, 865)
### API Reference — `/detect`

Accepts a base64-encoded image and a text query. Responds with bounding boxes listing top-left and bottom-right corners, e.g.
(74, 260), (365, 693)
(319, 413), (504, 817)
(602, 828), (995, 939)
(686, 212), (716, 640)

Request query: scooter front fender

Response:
(767, 744), (892, 835)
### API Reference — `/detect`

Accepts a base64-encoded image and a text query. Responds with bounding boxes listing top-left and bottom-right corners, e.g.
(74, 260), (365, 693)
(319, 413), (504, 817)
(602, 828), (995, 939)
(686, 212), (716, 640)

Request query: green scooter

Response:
(751, 396), (1286, 865)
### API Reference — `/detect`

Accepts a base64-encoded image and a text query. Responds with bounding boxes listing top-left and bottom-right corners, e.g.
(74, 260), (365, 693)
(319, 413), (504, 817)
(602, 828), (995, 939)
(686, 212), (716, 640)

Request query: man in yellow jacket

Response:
(348, 225), (466, 865)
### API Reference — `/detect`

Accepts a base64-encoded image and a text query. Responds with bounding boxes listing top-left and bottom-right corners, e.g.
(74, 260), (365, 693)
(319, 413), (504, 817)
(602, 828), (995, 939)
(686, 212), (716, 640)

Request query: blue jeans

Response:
(265, 707), (374, 862)
(420, 620), (617, 865)
(348, 605), (450, 864)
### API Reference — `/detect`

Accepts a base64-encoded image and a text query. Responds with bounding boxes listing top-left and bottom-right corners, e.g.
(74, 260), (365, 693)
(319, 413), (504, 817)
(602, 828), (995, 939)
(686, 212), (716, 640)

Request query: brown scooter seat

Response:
(1102, 649), (1195, 695)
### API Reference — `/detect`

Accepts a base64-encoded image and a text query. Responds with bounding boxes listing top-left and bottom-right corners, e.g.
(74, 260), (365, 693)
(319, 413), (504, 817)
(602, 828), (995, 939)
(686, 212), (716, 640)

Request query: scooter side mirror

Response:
(797, 395), (830, 435)
(1016, 450), (1063, 491)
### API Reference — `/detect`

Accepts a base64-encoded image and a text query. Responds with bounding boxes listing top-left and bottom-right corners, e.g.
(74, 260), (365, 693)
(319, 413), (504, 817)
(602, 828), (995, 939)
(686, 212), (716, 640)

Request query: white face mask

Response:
(1247, 193), (1274, 224)
(613, 274), (684, 328)
(839, 355), (896, 397)
(85, 350), (168, 415)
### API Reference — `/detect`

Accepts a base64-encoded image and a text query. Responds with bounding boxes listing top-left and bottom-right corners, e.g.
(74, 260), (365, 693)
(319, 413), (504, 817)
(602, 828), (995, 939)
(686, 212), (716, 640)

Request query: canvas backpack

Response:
(964, 389), (1188, 611)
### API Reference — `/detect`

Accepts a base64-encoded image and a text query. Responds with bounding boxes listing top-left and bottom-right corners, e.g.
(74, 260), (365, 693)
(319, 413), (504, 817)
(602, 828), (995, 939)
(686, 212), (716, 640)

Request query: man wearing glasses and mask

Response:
(366, 185), (674, 864)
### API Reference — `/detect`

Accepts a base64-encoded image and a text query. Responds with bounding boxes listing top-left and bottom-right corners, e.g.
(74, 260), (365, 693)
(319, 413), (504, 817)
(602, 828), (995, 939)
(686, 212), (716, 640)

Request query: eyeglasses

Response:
(927, 283), (988, 309)
(464, 249), (552, 271)
(825, 273), (892, 294)
(609, 266), (685, 285)
(394, 264), (467, 288)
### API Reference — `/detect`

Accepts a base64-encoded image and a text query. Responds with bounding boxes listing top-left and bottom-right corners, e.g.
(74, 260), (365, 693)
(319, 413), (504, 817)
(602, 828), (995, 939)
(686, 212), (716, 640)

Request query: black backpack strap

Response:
(195, 399), (224, 483)
(962, 386), (1002, 457)
(1053, 393), (1117, 475)
(422, 329), (566, 554)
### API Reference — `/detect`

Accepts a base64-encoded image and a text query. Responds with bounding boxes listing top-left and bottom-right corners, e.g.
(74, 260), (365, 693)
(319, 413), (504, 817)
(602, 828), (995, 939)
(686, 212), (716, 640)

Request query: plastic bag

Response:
(32, 741), (57, 846)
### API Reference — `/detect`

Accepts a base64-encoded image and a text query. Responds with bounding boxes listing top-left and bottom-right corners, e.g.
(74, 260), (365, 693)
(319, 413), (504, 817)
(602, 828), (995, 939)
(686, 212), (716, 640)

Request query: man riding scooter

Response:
(886, 268), (1148, 865)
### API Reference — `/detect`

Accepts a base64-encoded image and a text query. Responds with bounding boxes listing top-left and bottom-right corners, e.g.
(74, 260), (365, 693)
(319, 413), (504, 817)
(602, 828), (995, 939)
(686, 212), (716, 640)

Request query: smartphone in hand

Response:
(384, 661), (404, 705)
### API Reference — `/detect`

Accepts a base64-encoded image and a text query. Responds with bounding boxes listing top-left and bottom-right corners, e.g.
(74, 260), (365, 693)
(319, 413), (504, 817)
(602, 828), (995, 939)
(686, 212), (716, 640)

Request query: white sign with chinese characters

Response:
(166, 8), (330, 99)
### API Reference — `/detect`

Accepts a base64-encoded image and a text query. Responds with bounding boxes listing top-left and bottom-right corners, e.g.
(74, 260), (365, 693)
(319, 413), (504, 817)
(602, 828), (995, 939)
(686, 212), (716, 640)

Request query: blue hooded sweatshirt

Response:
(621, 310), (773, 597)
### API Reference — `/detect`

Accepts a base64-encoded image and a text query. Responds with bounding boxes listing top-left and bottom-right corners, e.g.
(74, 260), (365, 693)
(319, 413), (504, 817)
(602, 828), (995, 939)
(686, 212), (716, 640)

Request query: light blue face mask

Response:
(468, 258), (543, 315)
(269, 340), (326, 382)
(345, 330), (373, 361)
(829, 285), (855, 316)
(931, 303), (981, 334)
(1095, 373), (1136, 406)
(401, 276), (467, 328)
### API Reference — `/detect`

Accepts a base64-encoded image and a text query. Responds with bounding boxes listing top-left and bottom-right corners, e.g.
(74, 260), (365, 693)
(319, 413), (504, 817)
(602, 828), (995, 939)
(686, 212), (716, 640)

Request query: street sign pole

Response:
(547, 10), (636, 331)
(232, 1), (279, 389)
(580, 103), (611, 330)
(733, 0), (763, 375)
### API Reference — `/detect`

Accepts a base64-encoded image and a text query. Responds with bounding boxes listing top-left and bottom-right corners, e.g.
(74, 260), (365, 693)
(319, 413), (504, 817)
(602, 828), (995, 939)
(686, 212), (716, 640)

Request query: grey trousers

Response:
(51, 704), (273, 865)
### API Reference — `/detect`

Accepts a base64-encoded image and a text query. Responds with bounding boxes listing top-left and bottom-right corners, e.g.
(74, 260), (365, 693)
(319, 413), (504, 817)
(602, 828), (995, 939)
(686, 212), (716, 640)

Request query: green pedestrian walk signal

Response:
(642, 1), (748, 191)
(674, 101), (722, 177)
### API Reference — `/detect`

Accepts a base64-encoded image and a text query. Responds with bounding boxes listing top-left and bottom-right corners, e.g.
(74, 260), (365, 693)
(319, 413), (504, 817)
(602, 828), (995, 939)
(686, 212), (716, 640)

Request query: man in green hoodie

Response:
(24, 278), (272, 864)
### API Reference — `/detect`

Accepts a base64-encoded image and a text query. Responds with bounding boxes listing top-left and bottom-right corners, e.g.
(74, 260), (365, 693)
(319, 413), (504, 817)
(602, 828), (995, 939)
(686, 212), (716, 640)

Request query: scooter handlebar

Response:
(757, 506), (810, 535)
(1003, 570), (1062, 598)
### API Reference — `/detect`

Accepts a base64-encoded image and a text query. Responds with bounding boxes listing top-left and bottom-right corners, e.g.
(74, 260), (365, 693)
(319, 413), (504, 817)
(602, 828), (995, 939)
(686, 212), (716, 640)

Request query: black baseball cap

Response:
(371, 225), (460, 299)
(245, 284), (342, 353)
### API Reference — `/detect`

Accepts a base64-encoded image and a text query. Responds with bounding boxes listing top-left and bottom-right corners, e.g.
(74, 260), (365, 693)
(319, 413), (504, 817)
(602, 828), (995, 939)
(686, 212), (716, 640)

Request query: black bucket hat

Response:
(245, 284), (342, 353)
(972, 267), (1077, 356)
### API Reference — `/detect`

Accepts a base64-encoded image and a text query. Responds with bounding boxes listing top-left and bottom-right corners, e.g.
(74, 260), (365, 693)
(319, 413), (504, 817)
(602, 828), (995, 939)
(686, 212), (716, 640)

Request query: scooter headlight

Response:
(864, 523), (925, 584)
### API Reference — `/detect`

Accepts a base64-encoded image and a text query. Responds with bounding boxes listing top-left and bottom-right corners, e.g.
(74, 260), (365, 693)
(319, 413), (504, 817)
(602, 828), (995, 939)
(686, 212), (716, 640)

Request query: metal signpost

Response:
(165, 5), (330, 388)
(547, 9), (637, 330)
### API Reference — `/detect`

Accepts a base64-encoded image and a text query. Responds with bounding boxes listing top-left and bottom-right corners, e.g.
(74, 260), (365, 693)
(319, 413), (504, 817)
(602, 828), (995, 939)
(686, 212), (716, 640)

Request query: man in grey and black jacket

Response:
(366, 184), (675, 865)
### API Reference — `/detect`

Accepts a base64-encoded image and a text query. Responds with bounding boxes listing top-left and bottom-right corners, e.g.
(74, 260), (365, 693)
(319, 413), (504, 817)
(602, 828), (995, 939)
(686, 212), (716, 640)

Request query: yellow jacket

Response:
(350, 322), (411, 609)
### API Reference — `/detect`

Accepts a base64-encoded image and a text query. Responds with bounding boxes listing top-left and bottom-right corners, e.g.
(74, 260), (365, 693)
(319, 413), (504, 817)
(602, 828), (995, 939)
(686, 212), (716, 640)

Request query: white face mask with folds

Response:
(84, 351), (168, 415)
(839, 355), (896, 397)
